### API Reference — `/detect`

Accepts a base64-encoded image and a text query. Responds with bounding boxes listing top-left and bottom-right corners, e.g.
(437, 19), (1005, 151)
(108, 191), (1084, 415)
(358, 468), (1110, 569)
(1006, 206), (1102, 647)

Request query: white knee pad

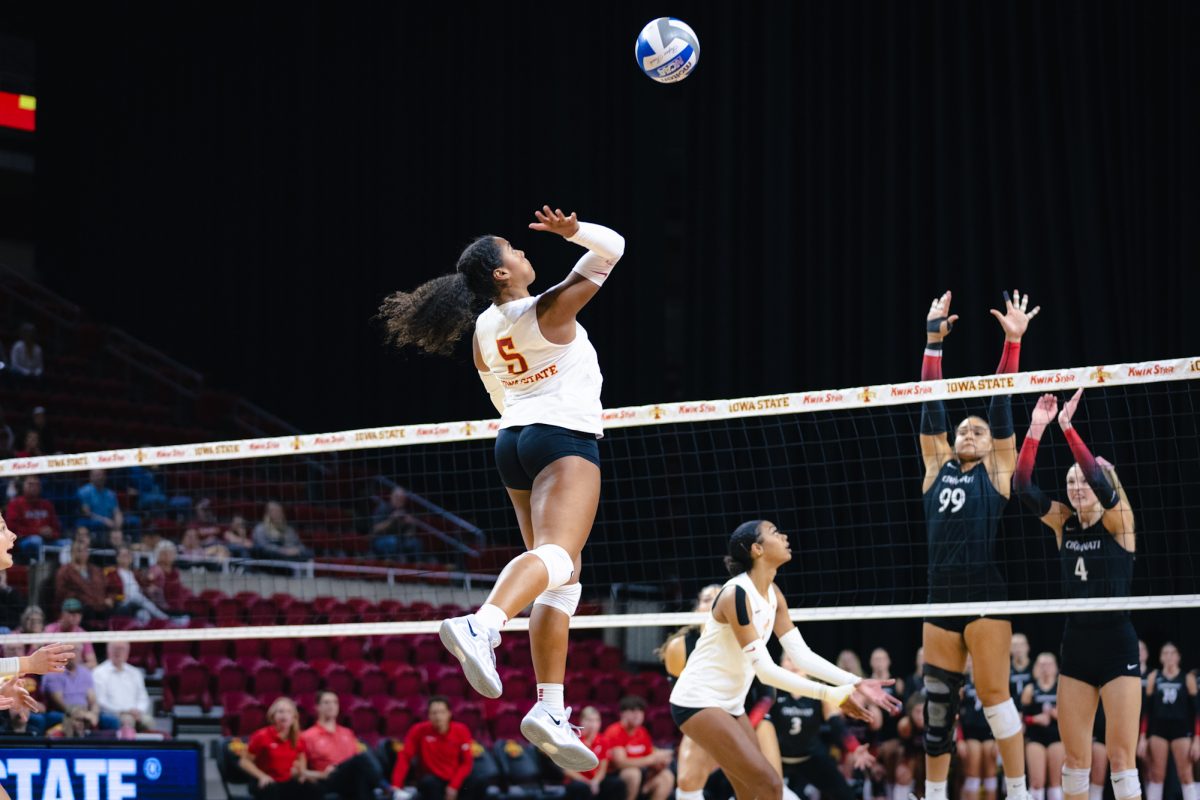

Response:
(1110, 770), (1141, 800)
(534, 582), (582, 616)
(983, 698), (1023, 740)
(529, 543), (575, 589)
(1062, 768), (1091, 796)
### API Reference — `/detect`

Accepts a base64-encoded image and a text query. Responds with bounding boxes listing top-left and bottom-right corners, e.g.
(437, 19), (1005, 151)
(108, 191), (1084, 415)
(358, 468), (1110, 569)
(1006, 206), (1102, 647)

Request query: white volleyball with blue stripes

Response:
(635, 18), (700, 84)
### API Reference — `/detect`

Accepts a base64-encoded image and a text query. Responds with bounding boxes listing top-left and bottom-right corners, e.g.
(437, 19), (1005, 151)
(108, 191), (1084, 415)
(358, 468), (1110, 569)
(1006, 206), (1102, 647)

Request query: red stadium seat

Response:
(311, 596), (338, 618)
(326, 602), (358, 625)
(184, 596), (212, 623)
(412, 634), (445, 665)
(321, 664), (356, 696)
(286, 663), (321, 695)
(233, 639), (265, 660)
(228, 702), (267, 737)
(214, 597), (245, 627)
(387, 664), (422, 697)
(332, 637), (366, 663)
(251, 661), (287, 698)
(166, 659), (212, 711)
(196, 638), (230, 660)
(161, 652), (197, 675)
(647, 709), (678, 747)
(356, 665), (389, 698)
(591, 678), (622, 707)
(246, 598), (281, 626)
(282, 601), (313, 626)
(451, 700), (486, 742)
(376, 636), (412, 664)
(346, 698), (382, 742)
(490, 702), (523, 741)
(595, 646), (623, 672)
(216, 660), (250, 695)
(267, 638), (304, 661)
(430, 665), (468, 698)
(382, 700), (415, 739)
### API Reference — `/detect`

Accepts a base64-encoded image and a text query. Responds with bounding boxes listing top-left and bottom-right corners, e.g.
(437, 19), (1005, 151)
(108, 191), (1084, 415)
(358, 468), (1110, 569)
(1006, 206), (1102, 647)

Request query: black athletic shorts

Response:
(1059, 616), (1140, 689)
(670, 703), (723, 728)
(495, 424), (600, 490)
(961, 723), (994, 742)
(1148, 719), (1193, 741)
(924, 614), (1010, 635)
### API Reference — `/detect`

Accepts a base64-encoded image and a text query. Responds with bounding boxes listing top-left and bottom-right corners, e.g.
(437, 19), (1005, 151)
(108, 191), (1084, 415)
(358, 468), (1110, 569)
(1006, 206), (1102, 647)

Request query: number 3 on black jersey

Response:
(937, 487), (966, 513)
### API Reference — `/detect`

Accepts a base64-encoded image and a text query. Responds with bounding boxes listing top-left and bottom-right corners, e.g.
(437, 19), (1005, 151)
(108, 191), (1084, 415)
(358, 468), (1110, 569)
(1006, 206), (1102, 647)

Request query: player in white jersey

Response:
(670, 520), (904, 800)
(377, 205), (623, 771)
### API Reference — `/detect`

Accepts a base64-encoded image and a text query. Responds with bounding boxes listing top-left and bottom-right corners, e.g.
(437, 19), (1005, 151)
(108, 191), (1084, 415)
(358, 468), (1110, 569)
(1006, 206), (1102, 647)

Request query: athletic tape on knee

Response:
(534, 582), (582, 616)
(529, 544), (575, 589)
(984, 698), (1023, 740)
(984, 778), (998, 792)
(1111, 771), (1141, 800)
(1062, 768), (1090, 796)
(922, 664), (965, 756)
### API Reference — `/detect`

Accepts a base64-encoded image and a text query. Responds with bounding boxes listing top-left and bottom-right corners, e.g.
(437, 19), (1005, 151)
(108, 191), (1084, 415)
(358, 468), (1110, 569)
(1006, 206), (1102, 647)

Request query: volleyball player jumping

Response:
(1013, 390), (1143, 800)
(669, 520), (903, 800)
(916, 290), (1039, 800)
(378, 206), (623, 770)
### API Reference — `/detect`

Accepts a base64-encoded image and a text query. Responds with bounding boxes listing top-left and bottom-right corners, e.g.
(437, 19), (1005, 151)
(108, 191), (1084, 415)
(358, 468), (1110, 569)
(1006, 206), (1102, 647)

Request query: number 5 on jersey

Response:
(497, 337), (529, 376)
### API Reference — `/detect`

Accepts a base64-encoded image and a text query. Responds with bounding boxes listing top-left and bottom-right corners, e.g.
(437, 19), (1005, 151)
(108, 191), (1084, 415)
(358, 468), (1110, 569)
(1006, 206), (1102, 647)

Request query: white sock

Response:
(677, 791), (705, 800)
(1007, 777), (1029, 800)
(1146, 783), (1162, 800)
(1032, 789), (1046, 800)
(782, 787), (802, 800)
(474, 603), (508, 632)
(1182, 785), (1197, 800)
(964, 778), (982, 798)
(1049, 787), (1063, 800)
(893, 783), (913, 800)
(926, 781), (948, 800)
(984, 778), (998, 792)
(1088, 786), (1104, 800)
(537, 683), (565, 718)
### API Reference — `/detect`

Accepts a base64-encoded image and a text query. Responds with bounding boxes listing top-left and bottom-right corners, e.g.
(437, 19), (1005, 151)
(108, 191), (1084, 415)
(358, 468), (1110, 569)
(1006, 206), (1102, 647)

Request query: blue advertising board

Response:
(0, 738), (203, 800)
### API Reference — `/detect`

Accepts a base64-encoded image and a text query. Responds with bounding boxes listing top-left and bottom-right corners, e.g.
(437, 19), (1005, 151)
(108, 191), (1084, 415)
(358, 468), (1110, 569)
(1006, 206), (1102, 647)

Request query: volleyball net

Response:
(4, 354), (1199, 652)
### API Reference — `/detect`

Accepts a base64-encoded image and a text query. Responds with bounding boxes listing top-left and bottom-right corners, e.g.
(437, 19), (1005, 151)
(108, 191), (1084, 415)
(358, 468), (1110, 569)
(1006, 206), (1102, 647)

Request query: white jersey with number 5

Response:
(475, 296), (603, 436)
(670, 572), (779, 715)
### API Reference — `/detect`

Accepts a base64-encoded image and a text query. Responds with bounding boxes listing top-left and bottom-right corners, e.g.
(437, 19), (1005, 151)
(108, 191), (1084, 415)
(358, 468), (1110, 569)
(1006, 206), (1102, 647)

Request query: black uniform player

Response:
(916, 289), (1039, 800)
(1144, 643), (1197, 800)
(1013, 391), (1142, 800)
(1021, 653), (1064, 800)
(1011, 633), (1035, 703)
(768, 675), (872, 800)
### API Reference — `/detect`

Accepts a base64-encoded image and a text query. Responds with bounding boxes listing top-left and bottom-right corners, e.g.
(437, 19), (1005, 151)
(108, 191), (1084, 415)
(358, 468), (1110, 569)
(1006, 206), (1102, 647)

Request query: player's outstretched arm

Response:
(987, 289), (1041, 497)
(534, 206), (625, 336)
(1013, 394), (1073, 544)
(1058, 388), (1136, 547)
(920, 291), (957, 493)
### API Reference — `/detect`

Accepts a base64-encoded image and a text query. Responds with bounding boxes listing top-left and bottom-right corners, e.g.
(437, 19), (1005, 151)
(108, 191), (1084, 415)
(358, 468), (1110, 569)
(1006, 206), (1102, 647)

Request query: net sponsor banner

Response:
(2, 356), (1197, 475)
(0, 739), (203, 800)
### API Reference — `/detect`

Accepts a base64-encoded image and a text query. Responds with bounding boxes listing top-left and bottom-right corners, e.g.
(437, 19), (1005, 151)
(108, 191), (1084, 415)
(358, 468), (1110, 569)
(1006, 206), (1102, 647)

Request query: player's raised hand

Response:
(529, 206), (580, 239)
(1029, 394), (1059, 436)
(926, 291), (959, 340)
(989, 289), (1041, 341)
(856, 678), (904, 715)
(0, 677), (38, 712)
(1058, 388), (1084, 431)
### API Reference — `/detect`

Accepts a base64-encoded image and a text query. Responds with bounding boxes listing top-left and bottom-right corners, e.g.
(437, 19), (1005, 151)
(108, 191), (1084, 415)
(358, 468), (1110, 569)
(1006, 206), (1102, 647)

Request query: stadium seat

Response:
(452, 700), (486, 743)
(286, 663), (321, 695)
(215, 660), (250, 695)
(321, 663), (356, 696)
(499, 667), (533, 702)
(212, 738), (253, 800)
(214, 597), (246, 626)
(382, 700), (415, 740)
(332, 636), (366, 662)
(346, 698), (382, 743)
(490, 703), (523, 741)
(387, 663), (422, 697)
(646, 708), (678, 747)
(197, 637), (230, 660)
(355, 664), (389, 698)
(233, 639), (264, 660)
(165, 659), (211, 711)
(246, 597), (280, 626)
(266, 637), (304, 661)
(492, 739), (542, 791)
(226, 702), (267, 737)
(376, 635), (412, 664)
(412, 634), (445, 665)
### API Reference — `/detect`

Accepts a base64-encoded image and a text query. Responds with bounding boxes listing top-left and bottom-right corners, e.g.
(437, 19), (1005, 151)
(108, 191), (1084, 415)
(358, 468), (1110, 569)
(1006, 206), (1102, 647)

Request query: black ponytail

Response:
(724, 519), (764, 576)
(377, 236), (503, 356)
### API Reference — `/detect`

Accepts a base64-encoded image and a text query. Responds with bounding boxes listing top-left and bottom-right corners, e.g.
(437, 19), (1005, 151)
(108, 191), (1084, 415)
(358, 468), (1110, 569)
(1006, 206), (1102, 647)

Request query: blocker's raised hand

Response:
(926, 291), (959, 340)
(1058, 388), (1084, 432)
(528, 205), (580, 239)
(989, 289), (1041, 341)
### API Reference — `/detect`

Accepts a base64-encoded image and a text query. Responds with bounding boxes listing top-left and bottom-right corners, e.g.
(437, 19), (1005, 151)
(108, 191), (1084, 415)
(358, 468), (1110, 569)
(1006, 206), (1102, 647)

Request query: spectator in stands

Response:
(239, 696), (319, 799)
(835, 650), (865, 678)
(9, 323), (44, 380)
(298, 691), (388, 800)
(392, 695), (482, 800)
(370, 487), (424, 562)
(44, 598), (97, 667)
(603, 696), (675, 800)
(93, 640), (153, 730)
(6, 474), (62, 561)
(47, 705), (92, 738)
(41, 647), (118, 730)
(18, 604), (45, 641)
(252, 502), (310, 561)
(55, 539), (112, 622)
(906, 647), (925, 700)
(107, 546), (170, 622)
(225, 513), (254, 556)
(14, 429), (41, 458)
(29, 406), (57, 454)
(180, 526), (230, 561)
(0, 405), (15, 458)
(565, 706), (623, 800)
(77, 469), (123, 541)
(192, 499), (248, 558)
(145, 541), (190, 615)
(0, 570), (26, 631)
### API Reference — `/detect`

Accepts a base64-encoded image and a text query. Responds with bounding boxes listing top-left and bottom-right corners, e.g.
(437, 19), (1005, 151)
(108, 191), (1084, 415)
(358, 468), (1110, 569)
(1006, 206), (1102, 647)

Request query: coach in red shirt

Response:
(298, 691), (386, 800)
(392, 696), (483, 800)
(602, 696), (674, 800)
(565, 706), (625, 800)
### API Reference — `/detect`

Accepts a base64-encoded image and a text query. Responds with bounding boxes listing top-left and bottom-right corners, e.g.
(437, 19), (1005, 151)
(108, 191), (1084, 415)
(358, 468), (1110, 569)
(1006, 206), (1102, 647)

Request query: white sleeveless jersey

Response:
(670, 572), (779, 715)
(475, 295), (604, 436)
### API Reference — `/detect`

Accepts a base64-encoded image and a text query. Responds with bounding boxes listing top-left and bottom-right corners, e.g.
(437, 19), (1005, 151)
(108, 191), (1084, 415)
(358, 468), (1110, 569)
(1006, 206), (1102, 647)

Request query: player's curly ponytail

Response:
(724, 519), (764, 576)
(377, 236), (503, 356)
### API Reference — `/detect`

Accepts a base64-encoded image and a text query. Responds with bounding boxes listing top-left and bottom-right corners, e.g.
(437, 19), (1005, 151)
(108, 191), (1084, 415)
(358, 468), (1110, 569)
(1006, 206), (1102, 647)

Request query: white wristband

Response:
(0, 656), (20, 677)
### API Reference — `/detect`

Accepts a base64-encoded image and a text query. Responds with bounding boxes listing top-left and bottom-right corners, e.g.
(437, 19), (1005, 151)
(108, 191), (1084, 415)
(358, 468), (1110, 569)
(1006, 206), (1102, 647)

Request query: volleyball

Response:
(635, 17), (700, 84)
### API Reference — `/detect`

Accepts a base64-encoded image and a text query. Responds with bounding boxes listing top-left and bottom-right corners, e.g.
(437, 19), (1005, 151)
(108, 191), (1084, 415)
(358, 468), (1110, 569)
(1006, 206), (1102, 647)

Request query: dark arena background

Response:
(0, 2), (1197, 800)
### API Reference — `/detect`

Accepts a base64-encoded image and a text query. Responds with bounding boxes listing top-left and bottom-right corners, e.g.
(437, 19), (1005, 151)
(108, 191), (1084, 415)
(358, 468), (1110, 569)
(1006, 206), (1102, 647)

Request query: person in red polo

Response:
(392, 696), (483, 800)
(564, 706), (625, 800)
(239, 696), (319, 799)
(5, 475), (61, 561)
(603, 696), (674, 800)
(298, 691), (387, 800)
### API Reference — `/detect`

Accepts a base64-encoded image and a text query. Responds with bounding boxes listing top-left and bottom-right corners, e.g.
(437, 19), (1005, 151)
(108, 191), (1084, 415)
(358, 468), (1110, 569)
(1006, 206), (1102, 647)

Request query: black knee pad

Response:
(922, 663), (965, 757)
